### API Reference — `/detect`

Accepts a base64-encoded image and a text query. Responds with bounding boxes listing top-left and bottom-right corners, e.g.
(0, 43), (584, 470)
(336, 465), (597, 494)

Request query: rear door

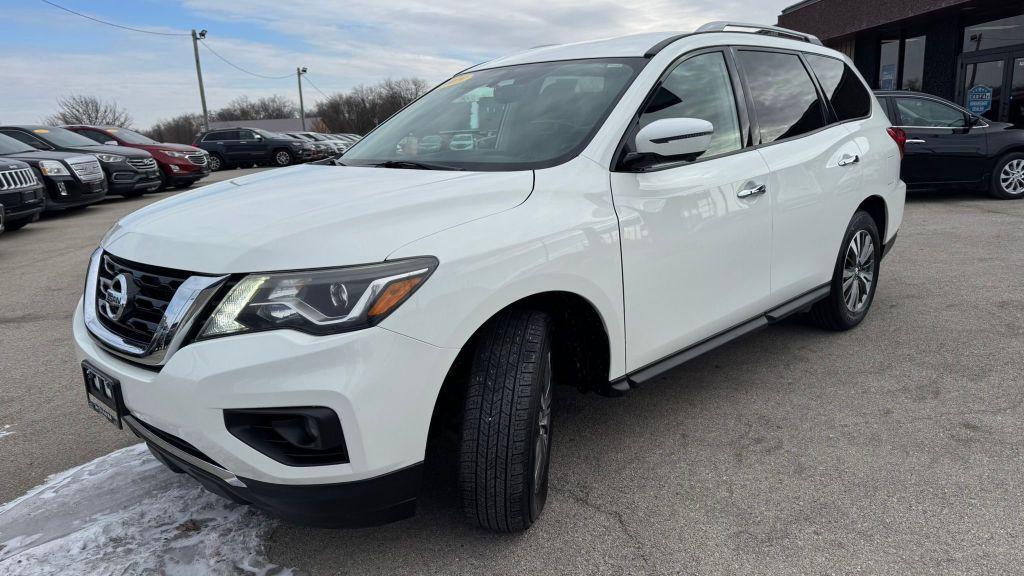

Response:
(611, 49), (773, 370)
(892, 96), (988, 186)
(737, 49), (864, 303)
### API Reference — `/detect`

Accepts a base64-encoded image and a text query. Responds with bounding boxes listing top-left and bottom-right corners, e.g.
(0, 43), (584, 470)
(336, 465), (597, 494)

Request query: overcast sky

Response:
(3, 0), (795, 128)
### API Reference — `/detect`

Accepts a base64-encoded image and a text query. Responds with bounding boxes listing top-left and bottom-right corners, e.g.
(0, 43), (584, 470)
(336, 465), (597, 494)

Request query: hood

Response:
(102, 165), (533, 273)
(63, 144), (152, 158)
(0, 149), (94, 164)
(0, 157), (30, 170)
(135, 142), (203, 153)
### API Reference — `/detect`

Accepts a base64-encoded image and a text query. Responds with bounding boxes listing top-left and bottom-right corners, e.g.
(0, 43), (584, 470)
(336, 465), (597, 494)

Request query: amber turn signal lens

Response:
(368, 277), (424, 318)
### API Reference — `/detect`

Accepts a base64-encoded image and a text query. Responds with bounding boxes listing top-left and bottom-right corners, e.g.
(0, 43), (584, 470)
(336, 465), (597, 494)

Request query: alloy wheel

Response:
(275, 151), (292, 166)
(842, 230), (875, 313)
(532, 351), (553, 500)
(208, 155), (222, 171)
(999, 159), (1024, 195)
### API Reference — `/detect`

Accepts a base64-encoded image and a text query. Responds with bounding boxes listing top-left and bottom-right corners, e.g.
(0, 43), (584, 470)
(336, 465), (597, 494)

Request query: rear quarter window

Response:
(738, 50), (827, 144)
(804, 54), (871, 121)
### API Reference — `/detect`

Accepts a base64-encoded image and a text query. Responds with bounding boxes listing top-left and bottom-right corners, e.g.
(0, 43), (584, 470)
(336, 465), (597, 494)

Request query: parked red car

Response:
(65, 125), (211, 189)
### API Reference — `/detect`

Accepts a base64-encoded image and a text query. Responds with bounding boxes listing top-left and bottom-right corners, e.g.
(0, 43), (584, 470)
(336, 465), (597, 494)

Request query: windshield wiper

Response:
(371, 160), (464, 171)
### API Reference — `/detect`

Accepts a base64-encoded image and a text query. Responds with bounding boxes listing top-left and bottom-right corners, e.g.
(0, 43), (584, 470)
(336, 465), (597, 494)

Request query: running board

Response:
(612, 284), (831, 390)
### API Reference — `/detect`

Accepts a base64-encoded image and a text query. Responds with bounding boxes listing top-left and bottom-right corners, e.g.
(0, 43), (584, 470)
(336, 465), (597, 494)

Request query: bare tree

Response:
(314, 78), (429, 135)
(44, 94), (133, 127)
(144, 113), (204, 144)
(213, 95), (297, 122)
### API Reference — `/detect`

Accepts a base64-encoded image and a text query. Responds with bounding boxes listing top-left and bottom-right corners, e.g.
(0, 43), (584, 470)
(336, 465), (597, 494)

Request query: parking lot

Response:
(1, 185), (1023, 574)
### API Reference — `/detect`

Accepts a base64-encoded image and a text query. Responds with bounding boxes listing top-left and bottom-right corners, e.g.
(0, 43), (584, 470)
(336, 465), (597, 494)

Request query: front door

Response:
(959, 47), (1024, 126)
(611, 50), (772, 371)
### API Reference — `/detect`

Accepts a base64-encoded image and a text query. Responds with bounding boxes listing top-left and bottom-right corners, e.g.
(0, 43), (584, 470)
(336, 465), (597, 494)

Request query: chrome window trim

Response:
(83, 248), (228, 366)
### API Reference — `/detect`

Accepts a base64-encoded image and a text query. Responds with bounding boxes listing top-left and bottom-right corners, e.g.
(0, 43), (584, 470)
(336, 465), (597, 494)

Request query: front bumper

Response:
(107, 168), (162, 194)
(73, 300), (458, 524)
(42, 176), (106, 211)
(161, 158), (211, 183)
(1, 184), (46, 221)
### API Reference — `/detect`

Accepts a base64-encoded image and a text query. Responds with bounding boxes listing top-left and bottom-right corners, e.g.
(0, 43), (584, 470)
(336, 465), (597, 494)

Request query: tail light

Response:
(887, 127), (906, 159)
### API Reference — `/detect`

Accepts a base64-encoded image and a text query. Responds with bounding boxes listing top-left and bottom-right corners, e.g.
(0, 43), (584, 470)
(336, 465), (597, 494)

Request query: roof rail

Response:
(695, 21), (823, 46)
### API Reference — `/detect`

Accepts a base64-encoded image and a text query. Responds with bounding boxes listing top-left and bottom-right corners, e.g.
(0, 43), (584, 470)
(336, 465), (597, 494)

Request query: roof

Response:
(469, 32), (684, 71)
(780, 0), (821, 14)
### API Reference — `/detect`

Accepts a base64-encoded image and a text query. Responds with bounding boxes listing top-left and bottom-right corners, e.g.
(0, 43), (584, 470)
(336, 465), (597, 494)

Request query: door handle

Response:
(737, 183), (767, 199)
(906, 138), (926, 144)
(838, 154), (859, 167)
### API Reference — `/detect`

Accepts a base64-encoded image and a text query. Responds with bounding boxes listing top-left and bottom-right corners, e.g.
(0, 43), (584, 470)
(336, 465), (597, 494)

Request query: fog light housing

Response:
(170, 165), (181, 173)
(224, 407), (348, 466)
(57, 181), (68, 196)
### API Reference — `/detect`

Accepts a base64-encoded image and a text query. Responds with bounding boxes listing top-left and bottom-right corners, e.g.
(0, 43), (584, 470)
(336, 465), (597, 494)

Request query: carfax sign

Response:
(967, 85), (993, 115)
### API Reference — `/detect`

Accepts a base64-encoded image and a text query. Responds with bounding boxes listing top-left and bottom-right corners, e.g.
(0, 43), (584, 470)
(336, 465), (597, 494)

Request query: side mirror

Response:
(104, 140), (119, 146)
(254, 134), (263, 140)
(635, 118), (714, 162)
(969, 114), (985, 126)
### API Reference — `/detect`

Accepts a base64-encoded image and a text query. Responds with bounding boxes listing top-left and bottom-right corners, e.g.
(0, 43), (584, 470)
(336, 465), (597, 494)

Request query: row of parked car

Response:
(190, 128), (361, 171)
(0, 124), (361, 235)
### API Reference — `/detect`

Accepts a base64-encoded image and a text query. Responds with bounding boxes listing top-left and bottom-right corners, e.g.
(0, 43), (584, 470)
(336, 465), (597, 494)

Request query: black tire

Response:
(156, 171), (168, 192)
(459, 309), (554, 532)
(272, 149), (294, 167)
(809, 210), (881, 331)
(208, 153), (225, 172)
(989, 152), (1024, 200)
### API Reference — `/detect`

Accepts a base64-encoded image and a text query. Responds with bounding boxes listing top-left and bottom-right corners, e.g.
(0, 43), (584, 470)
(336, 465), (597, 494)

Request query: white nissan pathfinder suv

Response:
(74, 23), (905, 532)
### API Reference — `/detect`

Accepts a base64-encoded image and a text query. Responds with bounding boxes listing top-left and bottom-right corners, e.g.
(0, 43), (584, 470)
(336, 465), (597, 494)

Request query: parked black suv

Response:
(0, 132), (106, 215)
(192, 127), (316, 170)
(0, 126), (160, 197)
(875, 90), (1024, 199)
(0, 156), (46, 232)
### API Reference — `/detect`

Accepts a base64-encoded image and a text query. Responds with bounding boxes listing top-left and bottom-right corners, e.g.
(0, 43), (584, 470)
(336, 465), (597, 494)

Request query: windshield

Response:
(105, 128), (157, 145)
(31, 127), (104, 148)
(343, 58), (644, 170)
(0, 133), (35, 155)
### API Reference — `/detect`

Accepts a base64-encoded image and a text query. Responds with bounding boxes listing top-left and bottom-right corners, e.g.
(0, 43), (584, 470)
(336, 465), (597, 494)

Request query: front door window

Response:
(1011, 58), (1024, 126)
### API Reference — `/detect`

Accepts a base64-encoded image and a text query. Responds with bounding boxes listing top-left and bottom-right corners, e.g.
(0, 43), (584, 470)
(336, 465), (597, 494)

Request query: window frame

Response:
(890, 95), (978, 129)
(612, 46), (753, 173)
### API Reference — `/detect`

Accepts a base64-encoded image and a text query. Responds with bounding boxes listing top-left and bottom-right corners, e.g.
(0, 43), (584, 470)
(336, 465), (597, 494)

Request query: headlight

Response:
(95, 153), (125, 163)
(161, 150), (190, 158)
(38, 160), (70, 176)
(198, 257), (438, 339)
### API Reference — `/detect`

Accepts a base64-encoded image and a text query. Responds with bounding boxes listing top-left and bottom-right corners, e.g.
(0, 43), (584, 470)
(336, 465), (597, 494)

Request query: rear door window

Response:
(804, 54), (871, 121)
(739, 50), (827, 144)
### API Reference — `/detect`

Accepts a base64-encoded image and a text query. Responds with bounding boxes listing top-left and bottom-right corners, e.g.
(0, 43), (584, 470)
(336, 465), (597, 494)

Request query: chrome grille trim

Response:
(68, 156), (104, 182)
(185, 153), (208, 166)
(0, 168), (38, 190)
(83, 249), (228, 367)
(127, 158), (158, 170)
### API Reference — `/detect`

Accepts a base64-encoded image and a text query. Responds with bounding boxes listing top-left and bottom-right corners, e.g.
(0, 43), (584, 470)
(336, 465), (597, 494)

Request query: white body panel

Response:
(73, 29), (904, 490)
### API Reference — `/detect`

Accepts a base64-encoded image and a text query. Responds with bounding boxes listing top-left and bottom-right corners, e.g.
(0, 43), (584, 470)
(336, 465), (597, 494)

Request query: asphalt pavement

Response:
(1, 183), (1022, 575)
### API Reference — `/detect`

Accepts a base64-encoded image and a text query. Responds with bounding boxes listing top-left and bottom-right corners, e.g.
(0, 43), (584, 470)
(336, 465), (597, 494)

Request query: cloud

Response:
(3, 0), (793, 128)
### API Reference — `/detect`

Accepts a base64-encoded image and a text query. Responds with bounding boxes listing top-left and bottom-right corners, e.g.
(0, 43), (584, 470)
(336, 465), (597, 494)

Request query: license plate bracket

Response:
(82, 361), (126, 429)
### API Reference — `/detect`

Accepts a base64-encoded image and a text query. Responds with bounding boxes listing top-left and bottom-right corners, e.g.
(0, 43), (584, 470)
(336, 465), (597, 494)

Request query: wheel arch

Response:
(857, 194), (887, 242)
(425, 290), (613, 449)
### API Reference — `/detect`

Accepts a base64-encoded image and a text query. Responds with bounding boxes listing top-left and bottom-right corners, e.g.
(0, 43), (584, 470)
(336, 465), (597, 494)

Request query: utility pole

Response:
(297, 67), (308, 130)
(191, 29), (210, 132)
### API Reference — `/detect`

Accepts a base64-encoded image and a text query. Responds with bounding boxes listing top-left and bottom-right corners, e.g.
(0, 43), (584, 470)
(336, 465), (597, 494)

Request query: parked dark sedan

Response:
(0, 133), (106, 215)
(0, 126), (161, 197)
(875, 91), (1024, 199)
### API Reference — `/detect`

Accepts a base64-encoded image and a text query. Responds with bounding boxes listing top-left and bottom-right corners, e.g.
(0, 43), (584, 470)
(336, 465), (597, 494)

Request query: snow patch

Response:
(0, 443), (293, 575)
(0, 425), (13, 439)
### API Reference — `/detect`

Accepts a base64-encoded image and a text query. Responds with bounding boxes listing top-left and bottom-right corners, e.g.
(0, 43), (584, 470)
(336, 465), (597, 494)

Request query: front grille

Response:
(96, 254), (190, 345)
(127, 158), (158, 171)
(69, 157), (104, 182)
(185, 153), (207, 166)
(0, 168), (38, 190)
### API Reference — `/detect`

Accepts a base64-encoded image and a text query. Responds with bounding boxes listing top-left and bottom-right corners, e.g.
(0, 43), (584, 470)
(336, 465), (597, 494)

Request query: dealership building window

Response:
(877, 35), (927, 91)
(963, 14), (1024, 52)
(901, 36), (926, 91)
(878, 39), (899, 89)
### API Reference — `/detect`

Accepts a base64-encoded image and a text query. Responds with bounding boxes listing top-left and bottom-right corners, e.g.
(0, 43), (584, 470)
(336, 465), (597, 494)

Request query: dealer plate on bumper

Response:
(83, 361), (126, 429)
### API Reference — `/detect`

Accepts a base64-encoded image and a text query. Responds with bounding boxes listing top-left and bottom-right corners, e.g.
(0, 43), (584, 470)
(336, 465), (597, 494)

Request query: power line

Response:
(38, 0), (190, 36)
(198, 39), (293, 80)
(303, 75), (333, 100)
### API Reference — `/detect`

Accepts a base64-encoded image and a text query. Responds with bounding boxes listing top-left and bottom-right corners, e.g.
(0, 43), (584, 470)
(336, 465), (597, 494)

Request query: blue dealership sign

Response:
(880, 64), (897, 90)
(967, 85), (993, 115)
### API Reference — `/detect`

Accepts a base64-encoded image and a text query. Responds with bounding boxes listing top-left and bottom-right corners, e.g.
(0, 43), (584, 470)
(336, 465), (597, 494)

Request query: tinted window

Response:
(28, 127), (101, 148)
(205, 130), (239, 141)
(739, 51), (826, 144)
(0, 130), (48, 149)
(238, 130), (256, 140)
(78, 129), (112, 144)
(0, 133), (36, 154)
(637, 52), (742, 161)
(895, 97), (967, 127)
(805, 54), (871, 121)
(964, 14), (1024, 52)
